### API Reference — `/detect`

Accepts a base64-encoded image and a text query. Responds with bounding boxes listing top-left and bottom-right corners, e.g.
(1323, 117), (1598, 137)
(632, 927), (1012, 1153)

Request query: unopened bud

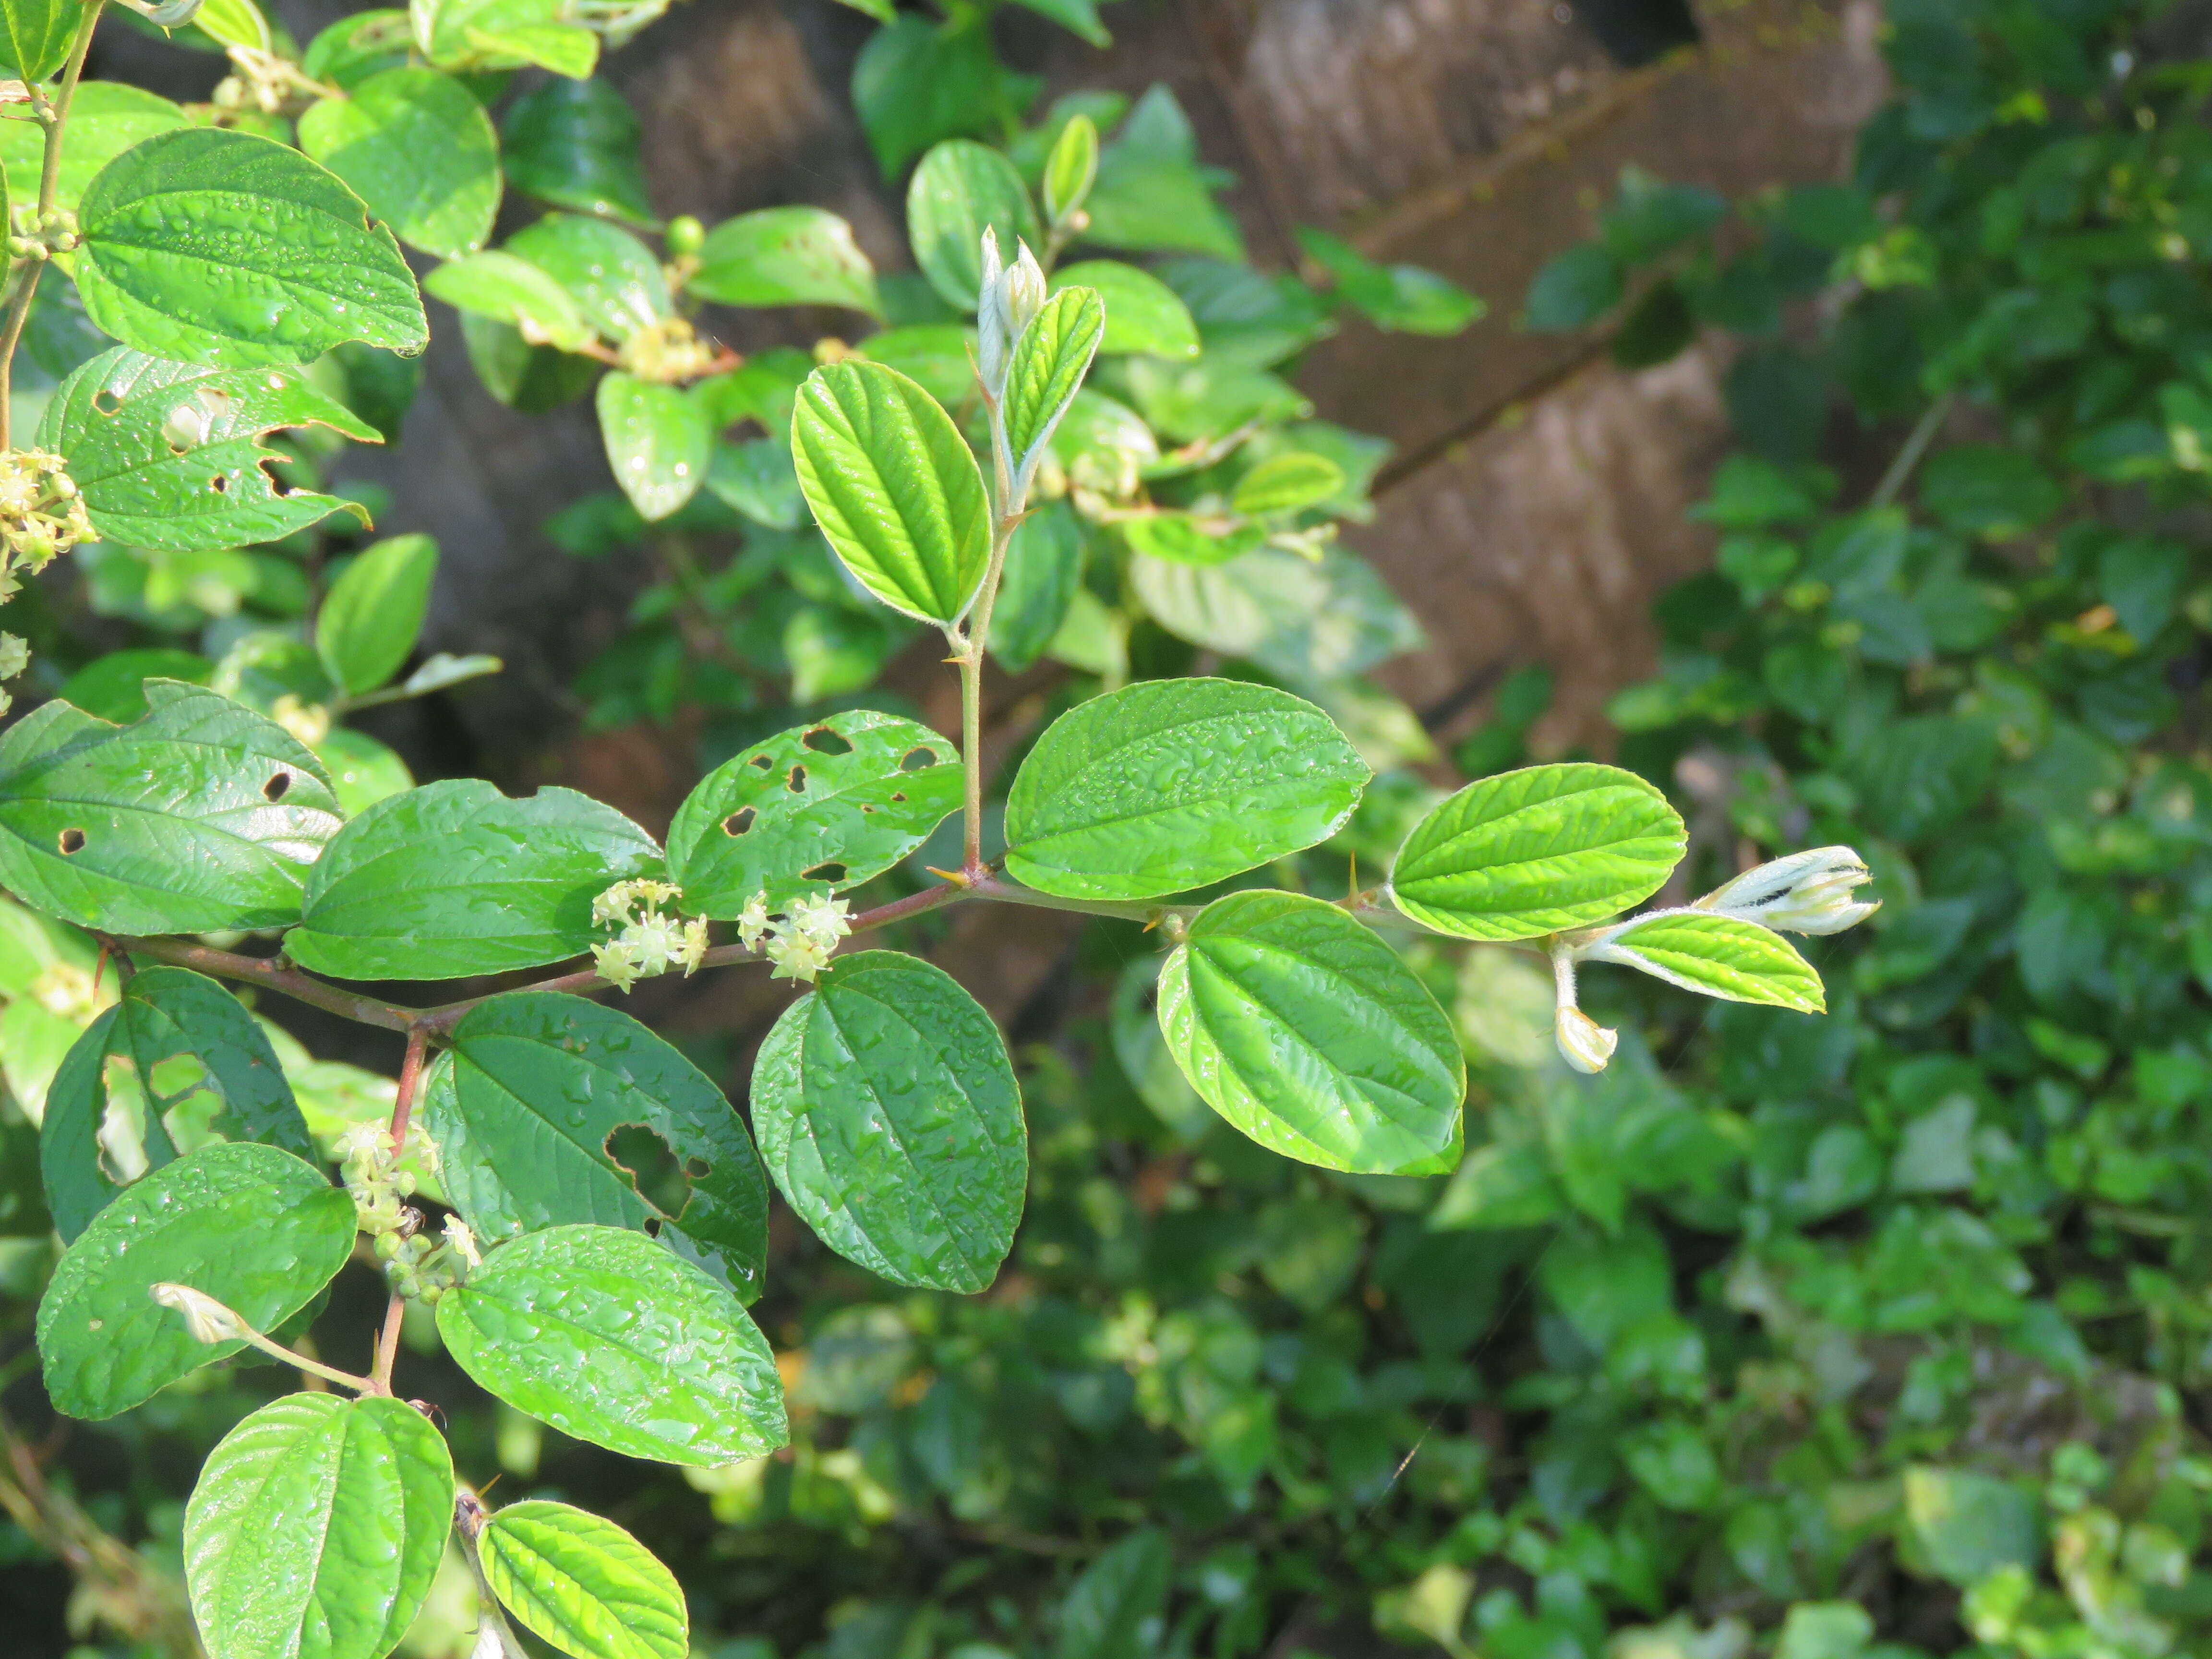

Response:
(1554, 1007), (1618, 1075)
(665, 215), (704, 259)
(1697, 845), (1879, 936)
(151, 1283), (247, 1345)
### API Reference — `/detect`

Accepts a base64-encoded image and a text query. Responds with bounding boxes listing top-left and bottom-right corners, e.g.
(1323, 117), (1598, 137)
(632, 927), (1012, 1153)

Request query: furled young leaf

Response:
(1053, 261), (1196, 359)
(791, 360), (990, 622)
(0, 84), (186, 217)
(1043, 113), (1099, 224)
(0, 682), (343, 936)
(316, 534), (437, 697)
(298, 67), (501, 260)
(75, 128), (427, 367)
(907, 139), (1041, 311)
(665, 710), (961, 915)
(1004, 677), (1368, 901)
(753, 952), (1025, 1292)
(286, 779), (663, 980)
(42, 966), (316, 1242)
(420, 992), (769, 1298)
(989, 498), (1083, 673)
(39, 347), (379, 555)
(688, 207), (881, 316)
(504, 213), (669, 341)
(1582, 912), (1826, 1012)
(1003, 286), (1104, 487)
(0, 0), (77, 81)
(184, 1394), (453, 1659)
(500, 75), (653, 224)
(477, 1499), (688, 1659)
(1232, 451), (1346, 517)
(422, 251), (595, 353)
(597, 373), (709, 522)
(1157, 890), (1465, 1173)
(1390, 763), (1687, 941)
(440, 1227), (785, 1466)
(35, 1142), (355, 1419)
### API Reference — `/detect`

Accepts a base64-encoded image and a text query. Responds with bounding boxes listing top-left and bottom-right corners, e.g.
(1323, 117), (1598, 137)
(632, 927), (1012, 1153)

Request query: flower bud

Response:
(1554, 1007), (1618, 1075)
(665, 215), (705, 259)
(151, 1283), (246, 1345)
(1696, 845), (1879, 936)
(977, 233), (1047, 398)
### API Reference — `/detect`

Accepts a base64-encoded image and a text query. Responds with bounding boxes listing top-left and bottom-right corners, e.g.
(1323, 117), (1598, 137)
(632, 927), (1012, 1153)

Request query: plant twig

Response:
(1870, 392), (1955, 510)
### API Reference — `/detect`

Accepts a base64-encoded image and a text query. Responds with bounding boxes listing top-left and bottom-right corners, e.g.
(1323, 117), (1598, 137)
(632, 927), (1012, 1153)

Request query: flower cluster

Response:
(372, 1215), (479, 1306)
(0, 449), (91, 712)
(337, 1120), (473, 1302)
(739, 889), (852, 984)
(590, 879), (709, 992)
(617, 315), (722, 384)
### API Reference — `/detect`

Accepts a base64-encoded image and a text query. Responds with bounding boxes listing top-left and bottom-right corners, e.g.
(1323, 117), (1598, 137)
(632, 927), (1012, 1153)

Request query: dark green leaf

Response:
(852, 14), (1034, 179)
(1524, 242), (1622, 331)
(907, 139), (1041, 312)
(597, 373), (709, 522)
(297, 67), (500, 260)
(1057, 1529), (1170, 1659)
(704, 437), (803, 529)
(689, 207), (880, 316)
(504, 213), (669, 341)
(477, 1499), (689, 1659)
(500, 75), (653, 225)
(1010, 0), (1108, 47)
(55, 648), (211, 721)
(316, 533), (436, 696)
(1295, 228), (1481, 337)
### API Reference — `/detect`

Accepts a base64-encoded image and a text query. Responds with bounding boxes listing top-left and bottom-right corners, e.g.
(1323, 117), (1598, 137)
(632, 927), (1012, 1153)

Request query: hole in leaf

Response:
(801, 861), (848, 883)
(890, 791), (907, 804)
(787, 765), (807, 793)
(722, 806), (756, 836)
(684, 1158), (709, 1178)
(604, 1123), (692, 1220)
(900, 747), (937, 773)
(96, 1056), (151, 1186)
(802, 726), (854, 756)
(643, 1216), (662, 1237)
(94, 388), (123, 416)
(58, 828), (85, 854)
(209, 475), (228, 494)
(749, 754), (773, 771)
(263, 771), (291, 801)
(860, 804), (876, 814)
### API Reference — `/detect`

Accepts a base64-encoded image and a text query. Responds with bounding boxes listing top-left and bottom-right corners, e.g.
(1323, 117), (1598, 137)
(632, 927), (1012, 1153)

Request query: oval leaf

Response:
(1003, 285), (1104, 488)
(1232, 451), (1346, 517)
(1004, 677), (1368, 901)
(906, 139), (1040, 311)
(438, 1226), (786, 1466)
(317, 533), (437, 697)
(35, 1142), (355, 1419)
(597, 372), (709, 522)
(1390, 762), (1686, 941)
(504, 213), (668, 341)
(752, 951), (1024, 1293)
(500, 75), (653, 225)
(478, 1499), (687, 1659)
(1582, 911), (1826, 1012)
(689, 206), (880, 316)
(1053, 261), (1197, 358)
(297, 67), (501, 259)
(185, 1394), (453, 1659)
(422, 250), (594, 352)
(1157, 890), (1465, 1173)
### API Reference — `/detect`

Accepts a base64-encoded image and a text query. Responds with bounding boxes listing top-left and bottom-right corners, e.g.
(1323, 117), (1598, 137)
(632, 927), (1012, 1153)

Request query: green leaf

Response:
(39, 347), (379, 555)
(1003, 285), (1104, 487)
(1130, 543), (1421, 681)
(76, 128), (428, 367)
(42, 965), (317, 1241)
(286, 779), (662, 981)
(689, 207), (880, 316)
(665, 709), (961, 915)
(1390, 763), (1686, 941)
(192, 0), (272, 51)
(297, 68), (499, 260)
(1157, 890), (1464, 1173)
(1057, 1529), (1170, 1659)
(422, 250), (595, 353)
(1081, 89), (1242, 261)
(0, 84), (187, 218)
(1052, 261), (1195, 359)
(0, 682), (343, 936)
(852, 322), (975, 409)
(440, 1227), (785, 1466)
(301, 9), (414, 91)
(1583, 911), (1825, 1012)
(827, 0), (892, 18)
(1232, 451), (1346, 516)
(316, 533), (436, 697)
(1902, 1466), (2043, 1588)
(988, 498), (1083, 673)
(704, 437), (803, 529)
(852, 14), (1033, 180)
(504, 213), (669, 341)
(1524, 242), (1622, 331)
(184, 1394), (453, 1659)
(420, 992), (769, 1298)
(477, 1499), (688, 1659)
(1043, 113), (1099, 224)
(1004, 677), (1368, 901)
(464, 19), (597, 78)
(907, 139), (1041, 312)
(0, 0), (77, 81)
(1295, 227), (1483, 337)
(791, 360), (990, 623)
(35, 1142), (355, 1419)
(597, 373), (709, 522)
(752, 951), (1024, 1293)
(500, 76), (653, 225)
(56, 648), (212, 721)
(1010, 0), (1109, 47)
(313, 726), (414, 817)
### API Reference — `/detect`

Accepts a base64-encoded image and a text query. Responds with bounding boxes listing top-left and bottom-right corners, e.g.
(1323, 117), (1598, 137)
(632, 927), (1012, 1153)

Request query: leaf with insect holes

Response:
(1002, 286), (1104, 489)
(688, 207), (881, 316)
(0, 681), (343, 937)
(42, 966), (316, 1242)
(1581, 911), (1826, 1012)
(39, 347), (380, 556)
(476, 1498), (689, 1659)
(666, 711), (963, 916)
(418, 992), (769, 1298)
(297, 67), (501, 260)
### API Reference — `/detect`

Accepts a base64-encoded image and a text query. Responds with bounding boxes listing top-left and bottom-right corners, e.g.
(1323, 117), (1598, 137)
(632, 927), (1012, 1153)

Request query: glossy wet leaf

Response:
(1003, 286), (1103, 486)
(0, 680), (343, 936)
(36, 1142), (354, 1419)
(0, 0), (75, 79)
(317, 533), (437, 696)
(287, 779), (663, 981)
(1053, 261), (1196, 358)
(504, 213), (669, 341)
(1157, 890), (1465, 1173)
(0, 83), (187, 218)
(907, 139), (1040, 311)
(689, 207), (881, 316)
(184, 1393), (453, 1659)
(1583, 912), (1825, 1013)
(39, 346), (379, 555)
(1391, 763), (1687, 941)
(753, 952), (1024, 1292)
(665, 709), (961, 915)
(1004, 677), (1368, 901)
(76, 128), (427, 367)
(597, 373), (709, 522)
(297, 67), (500, 260)
(422, 250), (595, 353)
(439, 1226), (785, 1466)
(477, 1499), (688, 1659)
(791, 360), (990, 623)
(420, 992), (769, 1298)
(43, 966), (316, 1242)
(500, 75), (652, 224)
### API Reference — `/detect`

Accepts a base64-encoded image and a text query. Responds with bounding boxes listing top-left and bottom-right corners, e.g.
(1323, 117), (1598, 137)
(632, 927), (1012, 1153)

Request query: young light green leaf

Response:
(1003, 286), (1104, 489)
(35, 1142), (355, 1419)
(791, 360), (990, 623)
(1043, 113), (1099, 225)
(396, 650), (503, 698)
(286, 779), (663, 981)
(42, 966), (317, 1242)
(314, 726), (414, 817)
(297, 67), (500, 260)
(753, 951), (1025, 1293)
(0, 682), (343, 936)
(1157, 890), (1465, 1173)
(1390, 763), (1687, 941)
(317, 534), (437, 697)
(825, 0), (892, 18)
(440, 1227), (785, 1466)
(477, 1499), (688, 1659)
(0, 0), (78, 82)
(688, 207), (881, 316)
(1582, 911), (1826, 1013)
(907, 139), (1041, 311)
(0, 83), (187, 218)
(76, 128), (428, 367)
(184, 1394), (453, 1659)
(1120, 514), (1263, 568)
(665, 710), (961, 915)
(1231, 451), (1346, 517)
(192, 0), (273, 51)
(420, 992), (769, 1298)
(500, 75), (653, 225)
(504, 213), (669, 341)
(422, 251), (595, 353)
(597, 373), (709, 522)
(1296, 226), (1483, 337)
(39, 347), (379, 555)
(1052, 261), (1197, 359)
(1004, 677), (1368, 901)
(989, 498), (1083, 673)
